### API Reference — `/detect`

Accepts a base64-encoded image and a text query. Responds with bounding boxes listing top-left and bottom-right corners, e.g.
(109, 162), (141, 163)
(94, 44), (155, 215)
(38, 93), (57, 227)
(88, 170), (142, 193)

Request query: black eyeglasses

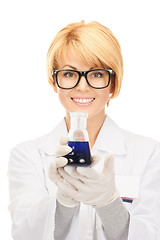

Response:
(52, 69), (114, 89)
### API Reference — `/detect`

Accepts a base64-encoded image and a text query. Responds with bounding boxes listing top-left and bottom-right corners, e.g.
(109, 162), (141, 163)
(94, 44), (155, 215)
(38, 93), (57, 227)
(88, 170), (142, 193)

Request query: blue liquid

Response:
(65, 141), (91, 166)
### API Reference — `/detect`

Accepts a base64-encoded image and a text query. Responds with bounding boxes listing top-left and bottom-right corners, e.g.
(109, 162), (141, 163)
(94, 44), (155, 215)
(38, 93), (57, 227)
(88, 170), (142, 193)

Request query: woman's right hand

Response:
(48, 136), (80, 208)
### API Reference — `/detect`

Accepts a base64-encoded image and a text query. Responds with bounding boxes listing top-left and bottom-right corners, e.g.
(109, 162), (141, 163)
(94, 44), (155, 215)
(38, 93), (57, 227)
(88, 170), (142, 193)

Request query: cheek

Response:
(57, 88), (70, 97)
(96, 88), (110, 102)
(57, 89), (71, 105)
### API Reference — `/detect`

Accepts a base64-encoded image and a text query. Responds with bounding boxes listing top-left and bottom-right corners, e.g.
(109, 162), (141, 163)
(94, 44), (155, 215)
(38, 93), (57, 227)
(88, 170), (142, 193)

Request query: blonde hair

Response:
(47, 20), (123, 99)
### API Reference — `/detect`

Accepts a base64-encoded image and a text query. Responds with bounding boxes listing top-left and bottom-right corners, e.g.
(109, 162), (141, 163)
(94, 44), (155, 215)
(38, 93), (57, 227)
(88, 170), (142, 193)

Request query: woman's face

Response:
(53, 50), (113, 121)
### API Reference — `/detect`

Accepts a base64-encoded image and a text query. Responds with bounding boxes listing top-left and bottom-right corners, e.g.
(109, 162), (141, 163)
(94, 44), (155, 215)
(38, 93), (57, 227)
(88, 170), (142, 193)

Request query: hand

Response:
(58, 154), (119, 208)
(48, 136), (79, 208)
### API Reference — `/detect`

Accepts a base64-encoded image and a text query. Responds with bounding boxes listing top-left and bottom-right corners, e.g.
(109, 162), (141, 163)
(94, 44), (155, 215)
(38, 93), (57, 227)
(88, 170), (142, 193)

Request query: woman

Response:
(8, 21), (160, 240)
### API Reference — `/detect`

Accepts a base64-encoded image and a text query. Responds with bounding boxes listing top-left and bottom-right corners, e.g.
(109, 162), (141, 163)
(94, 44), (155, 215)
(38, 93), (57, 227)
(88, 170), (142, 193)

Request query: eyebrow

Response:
(62, 65), (95, 70)
(62, 65), (77, 70)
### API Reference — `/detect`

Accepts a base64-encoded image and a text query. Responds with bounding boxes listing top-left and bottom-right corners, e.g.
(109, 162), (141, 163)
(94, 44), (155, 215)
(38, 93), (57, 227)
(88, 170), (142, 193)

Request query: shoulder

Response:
(114, 122), (160, 176)
(121, 127), (160, 152)
(9, 133), (50, 173)
(105, 116), (160, 173)
(10, 132), (50, 156)
(9, 119), (67, 162)
(120, 127), (160, 172)
(104, 116), (160, 157)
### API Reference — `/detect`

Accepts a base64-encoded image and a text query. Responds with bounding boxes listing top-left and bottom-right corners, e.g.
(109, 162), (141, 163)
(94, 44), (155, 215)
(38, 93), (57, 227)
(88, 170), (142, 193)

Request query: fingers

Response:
(64, 166), (82, 179)
(55, 135), (71, 157)
(57, 180), (79, 200)
(48, 157), (68, 183)
(59, 135), (69, 145)
(76, 166), (100, 180)
(56, 157), (68, 167)
(63, 155), (101, 180)
(57, 189), (79, 208)
(90, 155), (101, 167)
(48, 135), (70, 184)
(58, 167), (84, 189)
(55, 145), (72, 157)
(48, 161), (62, 184)
(64, 165), (98, 182)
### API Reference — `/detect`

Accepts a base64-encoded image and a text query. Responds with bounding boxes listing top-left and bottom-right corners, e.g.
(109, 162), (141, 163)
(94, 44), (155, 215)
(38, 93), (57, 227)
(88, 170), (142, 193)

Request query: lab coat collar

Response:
(38, 115), (127, 156)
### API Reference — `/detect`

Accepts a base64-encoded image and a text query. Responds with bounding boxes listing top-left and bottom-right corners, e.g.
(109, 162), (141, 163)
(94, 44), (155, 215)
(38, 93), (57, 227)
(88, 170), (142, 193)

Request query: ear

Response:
(53, 84), (58, 93)
(109, 87), (114, 95)
(110, 75), (115, 95)
(50, 76), (58, 93)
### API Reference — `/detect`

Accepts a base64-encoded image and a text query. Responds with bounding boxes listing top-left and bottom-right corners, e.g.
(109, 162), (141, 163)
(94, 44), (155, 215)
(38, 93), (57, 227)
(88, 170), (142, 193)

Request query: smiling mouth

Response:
(71, 98), (95, 104)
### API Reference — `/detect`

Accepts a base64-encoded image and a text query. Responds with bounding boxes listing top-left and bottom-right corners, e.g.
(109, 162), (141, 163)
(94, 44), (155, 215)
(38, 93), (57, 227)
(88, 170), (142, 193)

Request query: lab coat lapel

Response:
(93, 115), (127, 155)
(91, 116), (140, 205)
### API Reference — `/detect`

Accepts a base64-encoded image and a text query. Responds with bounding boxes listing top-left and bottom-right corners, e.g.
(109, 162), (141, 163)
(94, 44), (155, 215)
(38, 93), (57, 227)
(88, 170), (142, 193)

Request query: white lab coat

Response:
(8, 116), (160, 240)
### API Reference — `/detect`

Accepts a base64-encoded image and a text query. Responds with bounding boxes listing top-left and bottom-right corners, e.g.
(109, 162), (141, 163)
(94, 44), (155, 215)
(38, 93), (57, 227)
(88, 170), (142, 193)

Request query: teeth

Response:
(73, 98), (94, 104)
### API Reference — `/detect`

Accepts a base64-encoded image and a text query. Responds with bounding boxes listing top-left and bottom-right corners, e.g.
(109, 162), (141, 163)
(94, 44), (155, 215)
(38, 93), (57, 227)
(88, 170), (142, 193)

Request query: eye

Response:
(91, 71), (104, 78)
(63, 71), (76, 78)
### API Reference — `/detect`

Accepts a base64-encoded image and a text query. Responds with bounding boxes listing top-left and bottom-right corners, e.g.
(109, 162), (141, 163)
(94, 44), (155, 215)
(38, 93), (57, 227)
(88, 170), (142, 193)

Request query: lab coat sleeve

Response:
(8, 144), (56, 240)
(8, 143), (78, 240)
(128, 145), (160, 240)
(54, 201), (79, 239)
(96, 197), (129, 240)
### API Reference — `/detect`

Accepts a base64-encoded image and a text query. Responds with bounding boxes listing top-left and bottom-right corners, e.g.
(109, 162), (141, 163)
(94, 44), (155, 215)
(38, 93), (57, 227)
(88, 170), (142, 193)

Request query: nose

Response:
(75, 75), (90, 91)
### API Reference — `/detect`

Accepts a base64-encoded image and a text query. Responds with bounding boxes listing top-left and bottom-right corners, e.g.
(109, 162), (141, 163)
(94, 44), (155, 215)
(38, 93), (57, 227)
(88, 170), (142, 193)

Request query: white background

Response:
(0, 0), (160, 238)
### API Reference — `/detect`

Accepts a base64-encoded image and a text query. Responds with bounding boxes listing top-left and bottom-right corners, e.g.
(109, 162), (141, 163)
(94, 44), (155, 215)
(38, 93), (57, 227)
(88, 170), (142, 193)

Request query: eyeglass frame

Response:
(52, 68), (115, 89)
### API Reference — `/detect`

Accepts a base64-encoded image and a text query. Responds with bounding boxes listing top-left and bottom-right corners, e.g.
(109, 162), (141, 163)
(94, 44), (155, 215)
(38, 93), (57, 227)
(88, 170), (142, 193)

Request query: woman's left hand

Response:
(58, 154), (119, 207)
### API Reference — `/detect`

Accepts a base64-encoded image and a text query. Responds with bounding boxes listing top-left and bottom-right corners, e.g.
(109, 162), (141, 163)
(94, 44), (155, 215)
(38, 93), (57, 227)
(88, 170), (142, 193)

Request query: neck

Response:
(65, 110), (106, 149)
